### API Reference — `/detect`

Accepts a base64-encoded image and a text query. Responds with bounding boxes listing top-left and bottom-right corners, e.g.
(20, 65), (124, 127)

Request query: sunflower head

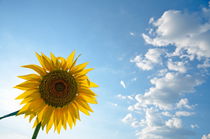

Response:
(15, 51), (98, 133)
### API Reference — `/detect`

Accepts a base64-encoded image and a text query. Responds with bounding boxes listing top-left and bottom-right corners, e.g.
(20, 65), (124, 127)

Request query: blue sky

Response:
(0, 0), (210, 139)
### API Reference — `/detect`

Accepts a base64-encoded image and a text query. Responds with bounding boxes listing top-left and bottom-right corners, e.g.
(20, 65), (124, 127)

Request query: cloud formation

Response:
(135, 72), (201, 110)
(123, 2), (210, 139)
(130, 48), (163, 70)
(142, 9), (210, 59)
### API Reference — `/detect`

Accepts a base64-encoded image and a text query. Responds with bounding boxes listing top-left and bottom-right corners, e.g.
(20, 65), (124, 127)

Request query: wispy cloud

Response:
(120, 80), (126, 88)
(129, 32), (135, 36)
(117, 94), (133, 100)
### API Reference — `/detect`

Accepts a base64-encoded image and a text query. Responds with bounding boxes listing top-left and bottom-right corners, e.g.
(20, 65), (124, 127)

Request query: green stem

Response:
(32, 122), (41, 139)
(0, 110), (19, 120)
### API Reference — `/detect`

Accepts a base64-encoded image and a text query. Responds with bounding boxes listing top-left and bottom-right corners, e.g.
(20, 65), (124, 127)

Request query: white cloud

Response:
(145, 49), (163, 63)
(145, 108), (164, 127)
(162, 111), (172, 117)
(130, 55), (153, 70)
(197, 58), (210, 68)
(135, 72), (201, 110)
(202, 133), (210, 139)
(157, 69), (168, 76)
(142, 9), (210, 59)
(122, 113), (140, 128)
(137, 126), (194, 139)
(122, 113), (134, 123)
(120, 80), (126, 88)
(175, 111), (194, 117)
(149, 17), (154, 24)
(176, 98), (193, 109)
(117, 94), (133, 100)
(167, 60), (187, 73)
(136, 109), (195, 139)
(165, 118), (182, 128)
(130, 48), (163, 70)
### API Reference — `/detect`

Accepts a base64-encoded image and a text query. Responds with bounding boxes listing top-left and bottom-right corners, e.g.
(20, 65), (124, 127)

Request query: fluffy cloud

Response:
(165, 118), (182, 128)
(135, 72), (201, 110)
(136, 108), (195, 139)
(167, 60), (187, 73)
(130, 48), (163, 70)
(121, 113), (141, 128)
(142, 9), (210, 59)
(137, 126), (194, 139)
(176, 98), (193, 109)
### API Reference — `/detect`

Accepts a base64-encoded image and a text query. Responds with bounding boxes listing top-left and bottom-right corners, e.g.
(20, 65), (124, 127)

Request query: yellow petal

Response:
(78, 95), (97, 104)
(35, 52), (46, 69)
(50, 52), (58, 69)
(68, 104), (77, 125)
(57, 121), (62, 134)
(71, 62), (89, 74)
(14, 81), (39, 90)
(71, 102), (80, 120)
(29, 113), (36, 122)
(75, 68), (94, 77)
(69, 54), (81, 70)
(37, 105), (48, 122)
(87, 79), (99, 88)
(53, 108), (61, 132)
(74, 101), (90, 115)
(58, 57), (68, 70)
(18, 103), (30, 115)
(60, 108), (67, 130)
(41, 53), (53, 71)
(75, 99), (93, 112)
(78, 88), (97, 96)
(16, 89), (38, 100)
(18, 74), (41, 81)
(33, 118), (40, 128)
(46, 110), (54, 133)
(66, 51), (76, 69)
(67, 111), (73, 129)
(42, 106), (54, 127)
(21, 64), (46, 76)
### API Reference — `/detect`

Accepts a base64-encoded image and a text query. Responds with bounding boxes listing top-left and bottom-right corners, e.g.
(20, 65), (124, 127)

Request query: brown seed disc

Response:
(39, 70), (77, 107)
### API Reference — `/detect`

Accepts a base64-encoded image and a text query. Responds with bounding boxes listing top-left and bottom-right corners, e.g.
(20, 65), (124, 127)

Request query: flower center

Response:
(55, 81), (66, 92)
(39, 70), (77, 107)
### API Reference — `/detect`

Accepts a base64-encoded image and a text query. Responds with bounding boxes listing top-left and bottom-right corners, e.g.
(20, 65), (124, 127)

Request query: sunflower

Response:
(14, 51), (98, 134)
